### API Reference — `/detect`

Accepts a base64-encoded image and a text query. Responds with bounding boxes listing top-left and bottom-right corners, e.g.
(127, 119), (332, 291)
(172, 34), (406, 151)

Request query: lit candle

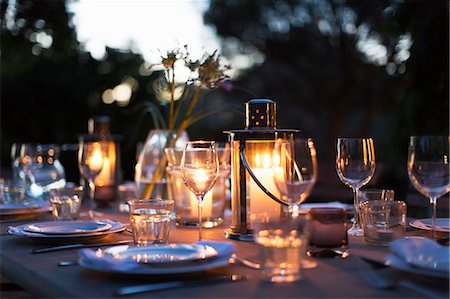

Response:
(189, 169), (213, 218)
(249, 152), (281, 219)
(88, 144), (104, 173)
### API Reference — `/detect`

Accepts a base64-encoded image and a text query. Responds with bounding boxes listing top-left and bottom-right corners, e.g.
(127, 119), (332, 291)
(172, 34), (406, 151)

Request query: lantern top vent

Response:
(245, 99), (277, 130)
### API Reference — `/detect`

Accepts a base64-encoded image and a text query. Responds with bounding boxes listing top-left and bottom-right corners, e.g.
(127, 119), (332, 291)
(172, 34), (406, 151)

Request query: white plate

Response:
(78, 241), (235, 275)
(409, 218), (450, 232)
(385, 253), (449, 279)
(23, 221), (113, 235)
(104, 244), (218, 265)
(8, 219), (126, 242)
(0, 201), (52, 216)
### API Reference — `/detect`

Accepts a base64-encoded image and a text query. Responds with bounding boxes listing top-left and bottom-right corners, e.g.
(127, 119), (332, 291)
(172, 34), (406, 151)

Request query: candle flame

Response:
(255, 152), (273, 168)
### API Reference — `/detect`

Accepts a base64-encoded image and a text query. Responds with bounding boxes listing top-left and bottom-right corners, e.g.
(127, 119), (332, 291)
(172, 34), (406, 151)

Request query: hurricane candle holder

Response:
(224, 99), (299, 241)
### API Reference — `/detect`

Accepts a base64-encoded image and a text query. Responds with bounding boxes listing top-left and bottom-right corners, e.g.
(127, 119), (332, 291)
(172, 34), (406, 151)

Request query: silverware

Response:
(116, 274), (248, 296)
(58, 260), (79, 266)
(229, 254), (261, 269)
(31, 239), (133, 254)
(360, 256), (447, 298)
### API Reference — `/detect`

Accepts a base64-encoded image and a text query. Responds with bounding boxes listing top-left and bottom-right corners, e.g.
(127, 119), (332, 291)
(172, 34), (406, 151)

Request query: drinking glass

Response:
(181, 141), (219, 241)
(78, 139), (105, 219)
(407, 136), (450, 239)
(336, 138), (375, 236)
(273, 138), (318, 216)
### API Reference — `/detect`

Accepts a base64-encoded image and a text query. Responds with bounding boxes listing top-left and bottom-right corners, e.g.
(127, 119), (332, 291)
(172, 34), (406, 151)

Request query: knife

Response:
(116, 274), (248, 296)
(31, 239), (133, 254)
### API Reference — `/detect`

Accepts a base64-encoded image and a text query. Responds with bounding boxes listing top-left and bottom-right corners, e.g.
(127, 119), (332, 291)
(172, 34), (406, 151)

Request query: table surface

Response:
(1, 211), (448, 299)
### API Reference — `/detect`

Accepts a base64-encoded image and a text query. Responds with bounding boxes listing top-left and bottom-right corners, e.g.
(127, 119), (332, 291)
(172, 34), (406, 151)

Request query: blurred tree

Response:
(204, 0), (449, 197)
(0, 0), (149, 181)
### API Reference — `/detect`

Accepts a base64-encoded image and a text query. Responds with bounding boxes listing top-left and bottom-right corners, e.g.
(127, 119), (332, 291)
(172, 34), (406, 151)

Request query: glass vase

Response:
(135, 129), (189, 200)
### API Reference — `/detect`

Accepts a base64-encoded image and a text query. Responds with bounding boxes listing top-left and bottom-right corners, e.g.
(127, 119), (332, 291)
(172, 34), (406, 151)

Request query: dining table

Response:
(0, 209), (448, 299)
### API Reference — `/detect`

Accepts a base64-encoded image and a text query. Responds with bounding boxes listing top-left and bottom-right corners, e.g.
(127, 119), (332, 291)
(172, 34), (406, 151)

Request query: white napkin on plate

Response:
(197, 241), (235, 258)
(389, 237), (450, 273)
(79, 248), (140, 271)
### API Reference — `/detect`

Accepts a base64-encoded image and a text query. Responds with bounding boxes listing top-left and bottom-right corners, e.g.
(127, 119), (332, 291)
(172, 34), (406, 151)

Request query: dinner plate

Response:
(385, 253), (449, 279)
(23, 221), (113, 235)
(0, 201), (52, 216)
(409, 218), (450, 232)
(78, 241), (235, 275)
(104, 244), (219, 264)
(8, 219), (126, 243)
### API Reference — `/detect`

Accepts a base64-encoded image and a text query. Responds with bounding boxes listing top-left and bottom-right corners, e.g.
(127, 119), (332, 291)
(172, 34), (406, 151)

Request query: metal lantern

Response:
(224, 99), (299, 241)
(79, 116), (122, 205)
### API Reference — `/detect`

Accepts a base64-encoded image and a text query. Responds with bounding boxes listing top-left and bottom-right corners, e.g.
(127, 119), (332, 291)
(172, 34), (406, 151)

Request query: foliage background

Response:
(1, 0), (448, 208)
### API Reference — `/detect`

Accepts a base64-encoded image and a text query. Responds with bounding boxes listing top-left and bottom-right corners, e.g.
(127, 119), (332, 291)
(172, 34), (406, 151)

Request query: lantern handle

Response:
(239, 149), (288, 206)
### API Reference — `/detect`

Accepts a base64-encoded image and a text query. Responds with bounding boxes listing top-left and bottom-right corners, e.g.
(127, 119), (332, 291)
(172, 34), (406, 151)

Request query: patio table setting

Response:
(2, 2), (450, 298)
(1, 98), (449, 299)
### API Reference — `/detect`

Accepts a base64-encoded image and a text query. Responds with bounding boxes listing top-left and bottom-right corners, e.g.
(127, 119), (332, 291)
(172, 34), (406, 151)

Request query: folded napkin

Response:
(79, 248), (140, 272)
(197, 241), (236, 258)
(8, 226), (25, 236)
(390, 237), (449, 273)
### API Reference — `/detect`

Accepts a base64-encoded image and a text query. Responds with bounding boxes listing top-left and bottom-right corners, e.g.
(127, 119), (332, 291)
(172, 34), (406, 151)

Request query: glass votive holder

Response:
(252, 213), (310, 283)
(360, 200), (406, 246)
(358, 189), (395, 204)
(117, 182), (137, 213)
(49, 186), (83, 221)
(0, 179), (26, 204)
(308, 208), (348, 250)
(127, 199), (174, 246)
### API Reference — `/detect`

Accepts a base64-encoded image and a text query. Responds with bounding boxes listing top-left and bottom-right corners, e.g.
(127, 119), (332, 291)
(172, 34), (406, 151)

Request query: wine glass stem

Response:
(87, 179), (96, 220)
(197, 195), (203, 241)
(352, 188), (360, 229)
(430, 196), (437, 239)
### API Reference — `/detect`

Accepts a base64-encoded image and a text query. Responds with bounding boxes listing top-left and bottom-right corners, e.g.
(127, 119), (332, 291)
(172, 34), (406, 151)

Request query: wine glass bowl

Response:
(273, 138), (317, 215)
(181, 141), (219, 241)
(336, 138), (375, 236)
(407, 136), (450, 239)
(78, 139), (106, 219)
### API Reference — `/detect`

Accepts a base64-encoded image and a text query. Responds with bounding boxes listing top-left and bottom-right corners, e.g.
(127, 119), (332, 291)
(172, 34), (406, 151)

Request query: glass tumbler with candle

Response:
(360, 200), (406, 246)
(127, 199), (174, 246)
(308, 208), (348, 255)
(49, 186), (84, 221)
(252, 212), (311, 283)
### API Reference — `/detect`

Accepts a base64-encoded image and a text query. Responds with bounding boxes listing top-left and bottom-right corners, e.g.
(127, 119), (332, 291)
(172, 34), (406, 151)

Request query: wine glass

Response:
(273, 137), (318, 269)
(407, 136), (450, 239)
(273, 138), (318, 217)
(181, 141), (219, 241)
(78, 139), (105, 219)
(336, 138), (375, 236)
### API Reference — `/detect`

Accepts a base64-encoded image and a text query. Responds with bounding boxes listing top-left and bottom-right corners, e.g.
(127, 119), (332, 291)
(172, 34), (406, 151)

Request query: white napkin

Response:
(79, 248), (140, 271)
(197, 241), (235, 258)
(389, 237), (450, 273)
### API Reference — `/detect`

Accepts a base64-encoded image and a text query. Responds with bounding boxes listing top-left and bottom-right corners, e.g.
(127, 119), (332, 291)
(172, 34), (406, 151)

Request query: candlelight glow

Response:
(88, 143), (104, 173)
